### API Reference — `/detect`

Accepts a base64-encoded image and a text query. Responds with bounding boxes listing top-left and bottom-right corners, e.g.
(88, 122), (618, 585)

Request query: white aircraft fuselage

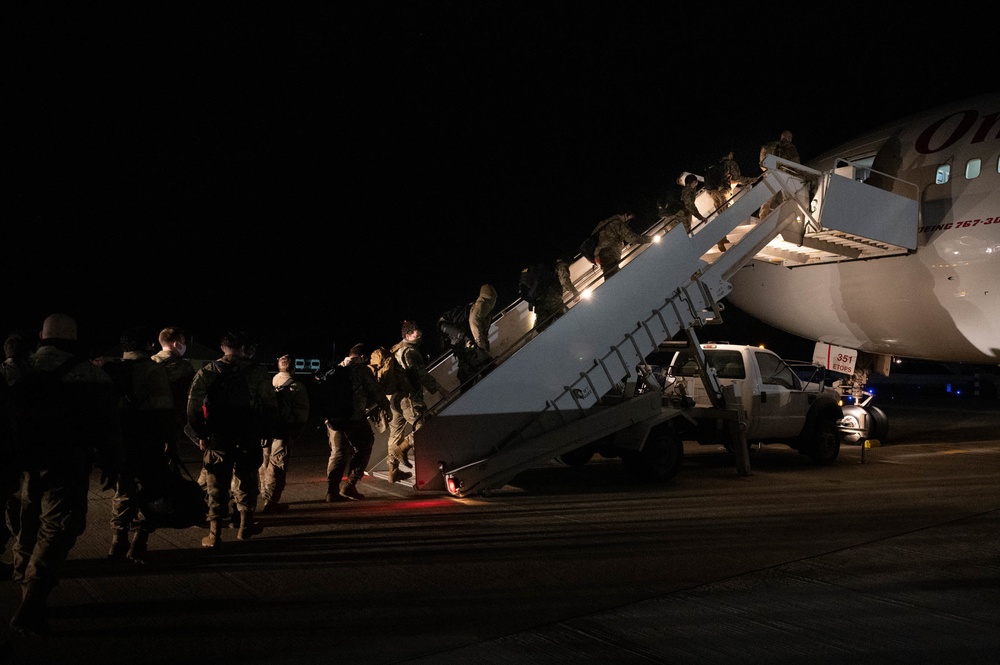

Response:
(728, 94), (1000, 365)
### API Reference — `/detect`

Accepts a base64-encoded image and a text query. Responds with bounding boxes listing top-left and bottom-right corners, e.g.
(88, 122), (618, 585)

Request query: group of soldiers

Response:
(1, 313), (446, 638)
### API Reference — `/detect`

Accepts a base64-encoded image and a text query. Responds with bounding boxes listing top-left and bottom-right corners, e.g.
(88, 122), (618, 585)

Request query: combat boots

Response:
(201, 519), (221, 549)
(340, 478), (365, 501)
(388, 462), (412, 484)
(398, 438), (414, 469)
(107, 529), (129, 560)
(236, 510), (254, 541)
(127, 529), (149, 564)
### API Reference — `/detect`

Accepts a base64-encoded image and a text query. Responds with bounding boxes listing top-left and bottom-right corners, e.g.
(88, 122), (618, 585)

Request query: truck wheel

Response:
(807, 415), (841, 465)
(556, 446), (595, 466)
(622, 432), (683, 482)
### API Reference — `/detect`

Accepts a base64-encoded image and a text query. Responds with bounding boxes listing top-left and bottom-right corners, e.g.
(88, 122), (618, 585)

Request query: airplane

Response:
(725, 94), (999, 379)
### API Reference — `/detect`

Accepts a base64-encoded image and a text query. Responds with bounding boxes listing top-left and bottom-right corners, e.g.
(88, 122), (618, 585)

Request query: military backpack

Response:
(368, 346), (413, 396)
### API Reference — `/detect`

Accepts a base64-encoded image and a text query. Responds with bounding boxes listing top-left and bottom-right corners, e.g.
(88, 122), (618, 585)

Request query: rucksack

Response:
(579, 216), (616, 264)
(102, 357), (160, 440)
(704, 161), (726, 190)
(657, 185), (684, 218)
(204, 361), (257, 439)
(8, 357), (90, 465)
(518, 263), (558, 305)
(315, 364), (354, 425)
(579, 234), (600, 264)
(368, 346), (412, 395)
(275, 377), (294, 422)
(438, 303), (472, 351)
(760, 140), (785, 168)
(273, 377), (306, 438)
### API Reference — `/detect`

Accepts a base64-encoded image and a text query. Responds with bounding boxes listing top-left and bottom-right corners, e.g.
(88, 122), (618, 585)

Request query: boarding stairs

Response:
(370, 155), (918, 496)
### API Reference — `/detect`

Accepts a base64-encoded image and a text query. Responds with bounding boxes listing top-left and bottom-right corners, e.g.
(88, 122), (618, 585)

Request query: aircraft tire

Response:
(866, 405), (889, 441)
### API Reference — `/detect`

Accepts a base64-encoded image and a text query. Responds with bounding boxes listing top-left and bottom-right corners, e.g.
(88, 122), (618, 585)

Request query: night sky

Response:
(7, 5), (994, 362)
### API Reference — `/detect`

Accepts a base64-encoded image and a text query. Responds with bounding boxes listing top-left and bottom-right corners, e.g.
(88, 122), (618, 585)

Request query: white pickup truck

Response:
(655, 343), (845, 463)
(557, 342), (846, 478)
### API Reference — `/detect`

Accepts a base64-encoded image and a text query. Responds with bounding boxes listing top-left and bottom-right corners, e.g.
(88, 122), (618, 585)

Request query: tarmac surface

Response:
(2, 394), (998, 664)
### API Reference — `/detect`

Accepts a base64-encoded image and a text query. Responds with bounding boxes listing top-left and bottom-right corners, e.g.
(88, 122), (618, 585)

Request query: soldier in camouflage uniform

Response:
(663, 174), (709, 242)
(150, 326), (196, 458)
(186, 331), (277, 548)
(758, 130), (801, 219)
(388, 321), (449, 482)
(7, 313), (122, 637)
(440, 284), (498, 392)
(324, 344), (388, 501)
(708, 150), (755, 212)
(103, 327), (176, 564)
(703, 149), (756, 252)
(260, 353), (310, 511)
(592, 212), (653, 281)
(523, 260), (580, 334)
(468, 284), (497, 356)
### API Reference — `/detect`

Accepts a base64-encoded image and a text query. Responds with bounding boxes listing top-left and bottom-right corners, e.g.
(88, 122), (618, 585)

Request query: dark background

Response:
(6, 5), (994, 363)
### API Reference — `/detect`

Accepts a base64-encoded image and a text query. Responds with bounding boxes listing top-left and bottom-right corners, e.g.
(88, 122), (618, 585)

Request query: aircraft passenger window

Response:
(935, 165), (950, 185)
(964, 159), (981, 180)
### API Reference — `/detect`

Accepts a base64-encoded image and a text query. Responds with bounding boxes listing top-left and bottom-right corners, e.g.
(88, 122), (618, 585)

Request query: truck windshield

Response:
(670, 350), (746, 379)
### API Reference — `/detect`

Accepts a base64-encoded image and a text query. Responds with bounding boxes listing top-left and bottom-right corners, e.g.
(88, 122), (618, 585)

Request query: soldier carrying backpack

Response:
(320, 343), (390, 502)
(519, 259), (579, 334)
(186, 331), (278, 548)
(758, 130), (801, 219)
(438, 284), (498, 393)
(259, 353), (310, 514)
(368, 346), (413, 399)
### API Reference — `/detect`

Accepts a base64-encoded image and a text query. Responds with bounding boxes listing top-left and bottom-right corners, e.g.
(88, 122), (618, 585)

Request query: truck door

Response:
(750, 350), (808, 439)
